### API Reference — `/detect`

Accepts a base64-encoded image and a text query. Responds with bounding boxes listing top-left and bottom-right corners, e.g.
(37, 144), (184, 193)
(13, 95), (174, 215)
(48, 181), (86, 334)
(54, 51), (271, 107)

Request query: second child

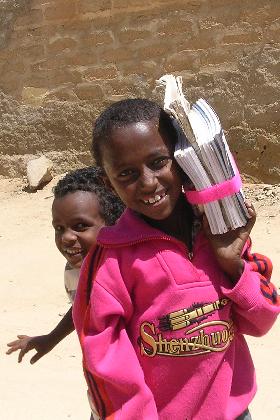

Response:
(7, 167), (124, 364)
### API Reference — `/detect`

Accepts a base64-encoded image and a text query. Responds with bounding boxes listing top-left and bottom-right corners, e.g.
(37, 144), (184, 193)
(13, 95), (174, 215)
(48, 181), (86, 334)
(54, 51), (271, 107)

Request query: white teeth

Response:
(144, 192), (166, 205)
(64, 249), (81, 256)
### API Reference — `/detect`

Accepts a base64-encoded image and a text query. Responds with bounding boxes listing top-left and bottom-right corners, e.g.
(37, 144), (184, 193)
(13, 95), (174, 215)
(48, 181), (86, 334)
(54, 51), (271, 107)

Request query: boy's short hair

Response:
(53, 167), (125, 225)
(92, 98), (177, 167)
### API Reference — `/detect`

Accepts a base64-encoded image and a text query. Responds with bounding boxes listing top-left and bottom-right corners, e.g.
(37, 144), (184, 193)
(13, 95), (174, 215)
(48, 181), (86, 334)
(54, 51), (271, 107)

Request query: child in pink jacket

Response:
(73, 99), (280, 420)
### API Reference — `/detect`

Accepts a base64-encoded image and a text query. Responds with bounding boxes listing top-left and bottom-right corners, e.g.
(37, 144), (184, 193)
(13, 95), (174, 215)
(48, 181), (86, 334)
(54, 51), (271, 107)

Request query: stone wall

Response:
(0, 0), (279, 182)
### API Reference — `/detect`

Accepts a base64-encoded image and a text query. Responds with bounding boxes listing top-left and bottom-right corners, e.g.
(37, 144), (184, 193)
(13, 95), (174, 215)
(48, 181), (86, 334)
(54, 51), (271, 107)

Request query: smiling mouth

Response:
(63, 248), (82, 257)
(142, 191), (167, 205)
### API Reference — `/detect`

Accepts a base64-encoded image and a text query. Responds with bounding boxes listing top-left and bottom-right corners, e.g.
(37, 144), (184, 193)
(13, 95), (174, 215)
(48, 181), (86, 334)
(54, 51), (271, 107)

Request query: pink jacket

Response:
(73, 209), (280, 420)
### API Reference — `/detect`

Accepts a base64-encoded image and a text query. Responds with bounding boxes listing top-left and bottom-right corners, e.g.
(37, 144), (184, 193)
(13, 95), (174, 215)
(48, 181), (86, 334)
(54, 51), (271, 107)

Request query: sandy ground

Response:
(1, 177), (279, 420)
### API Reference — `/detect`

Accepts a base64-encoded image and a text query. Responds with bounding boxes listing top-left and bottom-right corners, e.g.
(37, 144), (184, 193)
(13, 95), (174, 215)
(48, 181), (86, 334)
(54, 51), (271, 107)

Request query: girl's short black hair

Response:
(92, 98), (177, 167)
(53, 166), (125, 225)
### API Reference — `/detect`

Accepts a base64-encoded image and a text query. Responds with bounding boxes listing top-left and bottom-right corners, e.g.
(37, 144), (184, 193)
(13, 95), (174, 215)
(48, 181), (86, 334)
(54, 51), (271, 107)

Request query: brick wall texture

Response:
(0, 0), (279, 181)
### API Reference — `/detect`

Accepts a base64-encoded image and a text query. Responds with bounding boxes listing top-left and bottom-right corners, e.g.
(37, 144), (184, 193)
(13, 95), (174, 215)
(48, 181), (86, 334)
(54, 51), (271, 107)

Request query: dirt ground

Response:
(1, 177), (279, 420)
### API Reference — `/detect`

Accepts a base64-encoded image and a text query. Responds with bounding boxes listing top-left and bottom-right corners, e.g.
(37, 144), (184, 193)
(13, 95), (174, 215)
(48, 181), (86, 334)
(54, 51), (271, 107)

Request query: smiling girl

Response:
(73, 99), (280, 420)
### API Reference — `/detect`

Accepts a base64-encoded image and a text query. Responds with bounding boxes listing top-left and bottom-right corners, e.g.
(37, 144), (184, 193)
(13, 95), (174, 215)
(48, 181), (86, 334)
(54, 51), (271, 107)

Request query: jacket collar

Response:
(97, 209), (172, 247)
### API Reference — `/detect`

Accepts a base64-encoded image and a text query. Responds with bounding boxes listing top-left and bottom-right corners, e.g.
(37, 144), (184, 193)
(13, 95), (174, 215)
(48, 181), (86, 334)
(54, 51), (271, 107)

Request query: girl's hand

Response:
(202, 202), (256, 283)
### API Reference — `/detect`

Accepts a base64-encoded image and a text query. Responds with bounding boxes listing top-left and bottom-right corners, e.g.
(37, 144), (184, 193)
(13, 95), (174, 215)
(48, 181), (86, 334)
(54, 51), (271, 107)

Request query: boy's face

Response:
(102, 121), (183, 221)
(52, 191), (105, 268)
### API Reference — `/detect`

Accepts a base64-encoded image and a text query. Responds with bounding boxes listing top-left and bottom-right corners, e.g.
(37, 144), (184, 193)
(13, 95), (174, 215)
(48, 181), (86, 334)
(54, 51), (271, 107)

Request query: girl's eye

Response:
(152, 157), (170, 169)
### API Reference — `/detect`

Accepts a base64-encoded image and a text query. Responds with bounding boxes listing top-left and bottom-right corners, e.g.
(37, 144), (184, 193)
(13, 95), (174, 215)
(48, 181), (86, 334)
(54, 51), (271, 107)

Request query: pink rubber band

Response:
(185, 173), (242, 205)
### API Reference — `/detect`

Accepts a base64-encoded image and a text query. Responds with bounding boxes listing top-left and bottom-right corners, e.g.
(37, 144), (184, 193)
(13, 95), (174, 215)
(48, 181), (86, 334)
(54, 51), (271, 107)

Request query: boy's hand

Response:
(6, 334), (56, 364)
(203, 202), (256, 282)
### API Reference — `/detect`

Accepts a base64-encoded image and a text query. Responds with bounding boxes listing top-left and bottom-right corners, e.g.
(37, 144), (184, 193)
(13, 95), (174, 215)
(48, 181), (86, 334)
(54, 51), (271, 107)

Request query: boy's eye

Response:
(54, 225), (63, 233)
(74, 223), (89, 231)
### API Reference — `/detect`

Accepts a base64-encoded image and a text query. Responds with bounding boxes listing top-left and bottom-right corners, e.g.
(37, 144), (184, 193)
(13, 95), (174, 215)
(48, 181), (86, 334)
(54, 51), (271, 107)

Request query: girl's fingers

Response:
(245, 201), (256, 217)
(244, 203), (256, 234)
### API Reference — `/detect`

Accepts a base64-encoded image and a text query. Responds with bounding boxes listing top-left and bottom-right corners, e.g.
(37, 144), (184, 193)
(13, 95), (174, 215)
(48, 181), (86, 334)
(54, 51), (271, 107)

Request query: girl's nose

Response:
(139, 167), (157, 192)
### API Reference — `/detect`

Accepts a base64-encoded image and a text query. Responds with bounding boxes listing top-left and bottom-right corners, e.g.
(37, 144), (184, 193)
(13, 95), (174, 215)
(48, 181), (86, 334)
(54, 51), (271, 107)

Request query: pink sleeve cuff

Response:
(221, 262), (279, 312)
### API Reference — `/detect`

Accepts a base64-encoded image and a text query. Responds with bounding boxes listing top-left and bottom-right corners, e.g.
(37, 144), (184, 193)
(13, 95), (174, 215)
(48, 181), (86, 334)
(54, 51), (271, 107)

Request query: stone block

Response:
(199, 45), (242, 67)
(113, 0), (153, 8)
(46, 20), (94, 37)
(28, 64), (82, 89)
(77, 14), (112, 29)
(47, 37), (78, 55)
(100, 47), (133, 63)
(103, 77), (148, 98)
(10, 27), (44, 48)
(159, 0), (203, 13)
(65, 51), (98, 66)
(43, 87), (79, 102)
(164, 50), (201, 72)
(14, 9), (44, 29)
(177, 34), (215, 51)
(21, 44), (45, 63)
(74, 83), (104, 100)
(0, 73), (25, 97)
(27, 155), (53, 190)
(22, 87), (49, 106)
(222, 31), (262, 45)
(48, 68), (83, 85)
(80, 31), (114, 48)
(2, 55), (26, 73)
(156, 16), (194, 37)
(135, 42), (170, 61)
(119, 60), (158, 78)
(77, 0), (112, 14)
(32, 0), (53, 6)
(117, 28), (151, 44)
(44, 1), (78, 21)
(83, 65), (118, 81)
(126, 9), (161, 27)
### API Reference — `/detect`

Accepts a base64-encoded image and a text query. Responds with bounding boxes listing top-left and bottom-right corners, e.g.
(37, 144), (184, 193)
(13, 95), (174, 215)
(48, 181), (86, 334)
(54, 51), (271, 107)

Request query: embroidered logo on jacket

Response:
(159, 298), (228, 331)
(139, 298), (234, 357)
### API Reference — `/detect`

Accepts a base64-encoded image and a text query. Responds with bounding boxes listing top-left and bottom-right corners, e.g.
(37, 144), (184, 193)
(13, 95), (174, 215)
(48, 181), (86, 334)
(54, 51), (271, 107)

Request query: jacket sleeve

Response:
(80, 260), (158, 420)
(221, 238), (280, 337)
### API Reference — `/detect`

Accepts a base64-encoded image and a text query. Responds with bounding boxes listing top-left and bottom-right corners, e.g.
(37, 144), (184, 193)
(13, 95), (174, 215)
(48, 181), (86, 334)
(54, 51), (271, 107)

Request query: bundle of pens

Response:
(158, 74), (249, 234)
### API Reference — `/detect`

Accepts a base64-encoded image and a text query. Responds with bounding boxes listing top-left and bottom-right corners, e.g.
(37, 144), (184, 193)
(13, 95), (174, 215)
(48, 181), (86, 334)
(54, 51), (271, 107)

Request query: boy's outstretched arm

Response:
(6, 306), (74, 364)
